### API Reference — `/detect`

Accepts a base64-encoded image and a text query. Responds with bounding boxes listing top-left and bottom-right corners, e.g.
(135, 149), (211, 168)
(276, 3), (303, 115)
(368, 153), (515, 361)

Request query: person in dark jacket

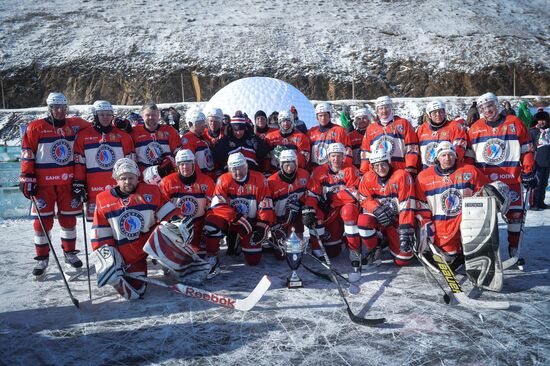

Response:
(466, 101), (480, 127)
(529, 110), (550, 210)
(502, 101), (516, 117)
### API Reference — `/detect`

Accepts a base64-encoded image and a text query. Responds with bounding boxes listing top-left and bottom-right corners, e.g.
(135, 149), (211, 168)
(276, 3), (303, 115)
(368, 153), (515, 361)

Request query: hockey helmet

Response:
(315, 102), (332, 115)
(278, 110), (293, 123)
(175, 149), (196, 165)
(143, 165), (162, 185)
(477, 92), (498, 108)
(46, 92), (68, 106)
(435, 141), (457, 161)
(279, 149), (298, 164)
(353, 107), (372, 120)
(186, 108), (206, 125)
(375, 96), (393, 109)
(112, 158), (140, 179)
(426, 100), (445, 115)
(327, 142), (346, 155)
(369, 149), (391, 164)
(92, 100), (113, 115)
(205, 107), (224, 120)
(227, 152), (247, 168)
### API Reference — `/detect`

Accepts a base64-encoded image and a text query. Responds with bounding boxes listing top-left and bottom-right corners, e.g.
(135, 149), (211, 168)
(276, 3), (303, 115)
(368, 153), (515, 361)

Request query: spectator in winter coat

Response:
(502, 101), (516, 117)
(466, 101), (480, 127)
(529, 110), (550, 210)
(290, 105), (308, 134)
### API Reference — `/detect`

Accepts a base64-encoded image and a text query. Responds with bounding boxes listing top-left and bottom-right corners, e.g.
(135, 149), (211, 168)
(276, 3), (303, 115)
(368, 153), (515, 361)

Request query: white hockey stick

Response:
(126, 273), (271, 311)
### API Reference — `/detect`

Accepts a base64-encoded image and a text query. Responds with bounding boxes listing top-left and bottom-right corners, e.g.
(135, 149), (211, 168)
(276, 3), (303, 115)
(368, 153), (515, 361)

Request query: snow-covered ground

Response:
(0, 201), (549, 365)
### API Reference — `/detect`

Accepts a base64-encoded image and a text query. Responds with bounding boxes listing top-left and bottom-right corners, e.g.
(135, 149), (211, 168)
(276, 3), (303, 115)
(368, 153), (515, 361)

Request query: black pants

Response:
(533, 166), (550, 207)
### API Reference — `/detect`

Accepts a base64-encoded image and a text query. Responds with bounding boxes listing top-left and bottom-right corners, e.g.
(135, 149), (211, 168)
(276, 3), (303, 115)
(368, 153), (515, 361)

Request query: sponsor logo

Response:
(50, 140), (72, 165)
(482, 139), (506, 165)
(96, 145), (116, 169)
(91, 186), (105, 192)
(178, 196), (199, 216)
(45, 175), (60, 181)
(230, 198), (250, 215)
(183, 287), (235, 308)
(119, 210), (145, 240)
(490, 173), (499, 181)
(62, 173), (69, 181)
(440, 188), (462, 216)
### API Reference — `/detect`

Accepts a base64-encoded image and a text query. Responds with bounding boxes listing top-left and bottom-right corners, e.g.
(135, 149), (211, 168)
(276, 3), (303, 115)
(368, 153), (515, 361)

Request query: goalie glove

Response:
(233, 213), (253, 235)
(373, 204), (395, 227)
(94, 245), (125, 287)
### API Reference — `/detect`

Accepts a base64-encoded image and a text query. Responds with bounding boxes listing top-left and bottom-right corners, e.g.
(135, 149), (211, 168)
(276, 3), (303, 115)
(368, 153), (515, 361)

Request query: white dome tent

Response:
(205, 77), (317, 128)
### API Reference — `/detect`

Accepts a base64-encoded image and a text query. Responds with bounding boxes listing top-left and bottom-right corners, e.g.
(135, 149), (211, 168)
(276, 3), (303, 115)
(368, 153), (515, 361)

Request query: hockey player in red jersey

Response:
(267, 149), (309, 246)
(349, 107), (372, 169)
(159, 149), (215, 256)
(203, 107), (225, 147)
(73, 100), (135, 221)
(203, 152), (275, 266)
(360, 96), (419, 175)
(357, 150), (416, 270)
(264, 110), (311, 173)
(180, 109), (215, 177)
(92, 158), (180, 299)
(130, 103), (181, 174)
(302, 143), (361, 259)
(468, 92), (536, 259)
(416, 100), (468, 169)
(20, 92), (91, 277)
(307, 102), (352, 168)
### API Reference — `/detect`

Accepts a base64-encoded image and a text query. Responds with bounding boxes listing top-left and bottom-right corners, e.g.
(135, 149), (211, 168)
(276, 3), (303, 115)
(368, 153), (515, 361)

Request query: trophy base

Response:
(287, 279), (303, 288)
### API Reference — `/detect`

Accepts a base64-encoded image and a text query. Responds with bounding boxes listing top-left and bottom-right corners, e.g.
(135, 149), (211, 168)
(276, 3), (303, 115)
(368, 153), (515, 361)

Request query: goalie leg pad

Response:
(460, 196), (503, 292)
(95, 245), (125, 288)
(143, 225), (198, 271)
(113, 277), (147, 300)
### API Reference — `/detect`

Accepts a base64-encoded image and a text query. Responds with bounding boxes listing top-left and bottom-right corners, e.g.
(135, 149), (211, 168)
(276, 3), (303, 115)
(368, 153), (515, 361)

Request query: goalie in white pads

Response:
(415, 142), (511, 291)
(92, 158), (203, 299)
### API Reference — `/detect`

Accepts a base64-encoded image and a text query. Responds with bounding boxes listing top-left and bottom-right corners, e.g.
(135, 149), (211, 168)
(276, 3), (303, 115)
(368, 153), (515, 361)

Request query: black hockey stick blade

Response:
(346, 307), (385, 326)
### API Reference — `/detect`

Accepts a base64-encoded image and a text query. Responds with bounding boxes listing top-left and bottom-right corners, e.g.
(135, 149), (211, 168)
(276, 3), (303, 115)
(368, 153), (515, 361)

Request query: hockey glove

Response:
(158, 155), (176, 177)
(72, 180), (88, 202)
(250, 223), (268, 245)
(373, 204), (395, 227)
(398, 227), (415, 253)
(285, 202), (301, 226)
(233, 213), (253, 235)
(19, 174), (38, 199)
(301, 206), (317, 229)
(405, 166), (418, 177)
(520, 170), (538, 189)
(113, 117), (132, 133)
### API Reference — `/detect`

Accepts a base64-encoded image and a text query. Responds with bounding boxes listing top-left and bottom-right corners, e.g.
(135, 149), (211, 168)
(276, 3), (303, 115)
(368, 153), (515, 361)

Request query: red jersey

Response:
(416, 120), (468, 169)
(130, 124), (181, 171)
(267, 168), (310, 223)
(21, 117), (91, 186)
(74, 126), (135, 197)
(208, 170), (274, 225)
(305, 164), (361, 217)
(360, 117), (419, 173)
(307, 123), (352, 167)
(468, 115), (535, 184)
(348, 129), (365, 168)
(159, 171), (215, 220)
(91, 184), (178, 263)
(203, 128), (224, 147)
(256, 127), (277, 140)
(181, 132), (214, 175)
(358, 169), (416, 229)
(264, 129), (311, 171)
(416, 164), (488, 247)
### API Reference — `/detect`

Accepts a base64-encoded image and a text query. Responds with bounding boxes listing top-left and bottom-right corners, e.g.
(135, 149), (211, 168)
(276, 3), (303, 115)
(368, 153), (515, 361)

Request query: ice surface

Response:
(0, 198), (549, 365)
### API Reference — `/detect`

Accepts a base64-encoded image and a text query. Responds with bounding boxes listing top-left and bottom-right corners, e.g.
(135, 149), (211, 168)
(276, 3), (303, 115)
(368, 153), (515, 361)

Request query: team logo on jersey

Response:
(396, 125), (404, 133)
(482, 139), (506, 164)
(299, 178), (307, 186)
(96, 145), (116, 169)
(35, 198), (47, 210)
(143, 194), (152, 203)
(50, 140), (72, 164)
(462, 173), (472, 181)
(316, 143), (327, 163)
(145, 142), (163, 163)
(181, 137), (188, 145)
(230, 198), (250, 215)
(509, 190), (520, 203)
(200, 184), (208, 192)
(424, 142), (439, 165)
(372, 136), (394, 156)
(178, 197), (199, 216)
(70, 198), (80, 209)
(509, 124), (516, 133)
(119, 209), (145, 240)
(440, 188), (462, 216)
(71, 126), (80, 135)
(204, 149), (214, 170)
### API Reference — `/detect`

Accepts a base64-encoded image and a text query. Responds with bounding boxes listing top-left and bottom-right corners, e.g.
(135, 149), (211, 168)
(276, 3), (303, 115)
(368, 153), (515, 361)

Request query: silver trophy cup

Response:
(285, 229), (305, 288)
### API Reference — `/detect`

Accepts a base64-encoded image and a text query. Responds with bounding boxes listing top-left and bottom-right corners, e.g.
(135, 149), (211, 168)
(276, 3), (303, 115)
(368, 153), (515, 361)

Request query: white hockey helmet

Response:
(143, 165), (162, 185)
(46, 92), (68, 106)
(327, 142), (346, 155)
(227, 152), (247, 168)
(315, 102), (332, 115)
(92, 100), (113, 115)
(434, 141), (457, 161)
(175, 149), (195, 165)
(279, 149), (298, 164)
(477, 92), (498, 108)
(369, 149), (391, 164)
(186, 109), (206, 125)
(426, 100), (445, 115)
(278, 110), (293, 123)
(205, 107), (224, 120)
(375, 96), (393, 109)
(353, 107), (372, 120)
(112, 158), (140, 179)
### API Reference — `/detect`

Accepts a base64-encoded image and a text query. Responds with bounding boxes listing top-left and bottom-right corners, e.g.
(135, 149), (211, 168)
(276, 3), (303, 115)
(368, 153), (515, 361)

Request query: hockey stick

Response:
(311, 229), (385, 325)
(126, 273), (271, 311)
(414, 251), (452, 304)
(81, 204), (92, 300)
(502, 187), (531, 270)
(31, 197), (80, 308)
(428, 242), (510, 310)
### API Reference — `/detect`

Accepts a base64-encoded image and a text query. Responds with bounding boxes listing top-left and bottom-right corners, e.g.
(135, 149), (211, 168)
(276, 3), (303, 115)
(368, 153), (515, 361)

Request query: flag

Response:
(517, 101), (534, 129)
(340, 111), (351, 130)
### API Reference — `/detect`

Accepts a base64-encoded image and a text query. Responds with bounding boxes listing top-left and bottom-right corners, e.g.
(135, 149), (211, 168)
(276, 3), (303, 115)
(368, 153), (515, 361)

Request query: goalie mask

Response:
(112, 158), (140, 180)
